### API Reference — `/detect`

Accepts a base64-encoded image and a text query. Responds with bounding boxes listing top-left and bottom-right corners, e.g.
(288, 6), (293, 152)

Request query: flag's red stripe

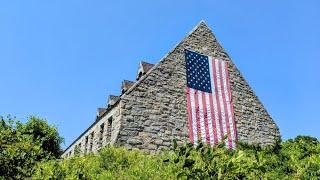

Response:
(194, 90), (201, 141)
(212, 59), (224, 141)
(209, 94), (218, 145)
(186, 88), (194, 143)
(225, 62), (238, 141)
(218, 61), (233, 149)
(202, 92), (210, 144)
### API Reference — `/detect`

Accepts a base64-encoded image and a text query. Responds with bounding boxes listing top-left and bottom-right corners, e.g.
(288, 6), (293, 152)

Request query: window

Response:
(84, 136), (89, 154)
(107, 117), (113, 137)
(89, 132), (94, 152)
(99, 123), (105, 147)
(78, 143), (82, 154)
(74, 144), (80, 155)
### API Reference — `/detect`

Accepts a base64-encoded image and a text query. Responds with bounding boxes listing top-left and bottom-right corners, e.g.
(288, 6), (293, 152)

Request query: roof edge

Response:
(62, 20), (211, 154)
(124, 20), (211, 95)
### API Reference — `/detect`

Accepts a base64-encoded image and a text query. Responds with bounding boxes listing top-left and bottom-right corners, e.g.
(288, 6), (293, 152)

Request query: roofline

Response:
(125, 21), (209, 95)
(63, 100), (120, 154)
(62, 20), (210, 154)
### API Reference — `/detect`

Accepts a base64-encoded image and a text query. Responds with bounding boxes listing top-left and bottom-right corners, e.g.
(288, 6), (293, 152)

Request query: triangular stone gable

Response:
(62, 21), (281, 158)
(117, 21), (280, 151)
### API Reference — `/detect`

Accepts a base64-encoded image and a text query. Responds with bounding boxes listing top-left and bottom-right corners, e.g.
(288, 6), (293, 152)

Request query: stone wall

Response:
(116, 21), (280, 152)
(62, 21), (280, 158)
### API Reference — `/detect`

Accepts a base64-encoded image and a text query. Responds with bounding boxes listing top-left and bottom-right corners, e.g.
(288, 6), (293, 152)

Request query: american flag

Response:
(185, 49), (237, 149)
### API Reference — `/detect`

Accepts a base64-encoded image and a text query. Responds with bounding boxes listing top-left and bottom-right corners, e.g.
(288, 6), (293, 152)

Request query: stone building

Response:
(62, 21), (280, 158)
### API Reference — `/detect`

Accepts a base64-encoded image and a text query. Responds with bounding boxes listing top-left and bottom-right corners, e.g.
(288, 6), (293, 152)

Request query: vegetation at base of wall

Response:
(32, 136), (320, 180)
(1, 115), (320, 179)
(0, 116), (63, 179)
(32, 147), (178, 180)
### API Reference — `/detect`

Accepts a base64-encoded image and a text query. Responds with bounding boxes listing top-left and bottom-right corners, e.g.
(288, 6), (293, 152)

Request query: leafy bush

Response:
(1, 115), (319, 179)
(32, 147), (177, 180)
(0, 116), (63, 179)
(32, 136), (320, 179)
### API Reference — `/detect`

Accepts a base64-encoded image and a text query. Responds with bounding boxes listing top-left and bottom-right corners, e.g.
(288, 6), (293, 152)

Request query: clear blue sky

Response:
(1, 1), (319, 148)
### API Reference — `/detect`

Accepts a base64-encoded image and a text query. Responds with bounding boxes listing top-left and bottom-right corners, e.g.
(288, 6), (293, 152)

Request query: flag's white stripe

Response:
(221, 61), (236, 148)
(215, 59), (228, 145)
(208, 57), (221, 142)
(189, 89), (198, 144)
(205, 92), (214, 145)
(198, 91), (207, 143)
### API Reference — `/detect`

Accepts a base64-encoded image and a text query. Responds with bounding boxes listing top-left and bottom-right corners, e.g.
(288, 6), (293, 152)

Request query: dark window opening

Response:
(99, 123), (104, 147)
(107, 117), (113, 137)
(78, 143), (82, 153)
(84, 136), (88, 154)
(89, 132), (94, 152)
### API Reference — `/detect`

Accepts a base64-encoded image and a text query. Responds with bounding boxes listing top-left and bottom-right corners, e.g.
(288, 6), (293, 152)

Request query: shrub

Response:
(32, 147), (177, 180)
(0, 116), (63, 179)
(32, 136), (320, 179)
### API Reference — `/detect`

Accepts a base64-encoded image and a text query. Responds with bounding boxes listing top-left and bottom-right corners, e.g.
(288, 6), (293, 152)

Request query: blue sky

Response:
(1, 1), (319, 148)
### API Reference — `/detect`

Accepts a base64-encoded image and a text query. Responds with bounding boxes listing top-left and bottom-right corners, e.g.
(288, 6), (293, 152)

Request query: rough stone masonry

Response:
(62, 21), (280, 158)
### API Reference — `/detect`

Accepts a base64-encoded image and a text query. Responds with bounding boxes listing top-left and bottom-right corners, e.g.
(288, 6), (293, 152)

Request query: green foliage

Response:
(22, 116), (63, 158)
(0, 115), (63, 179)
(170, 137), (320, 179)
(32, 136), (320, 179)
(1, 115), (319, 179)
(32, 147), (177, 180)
